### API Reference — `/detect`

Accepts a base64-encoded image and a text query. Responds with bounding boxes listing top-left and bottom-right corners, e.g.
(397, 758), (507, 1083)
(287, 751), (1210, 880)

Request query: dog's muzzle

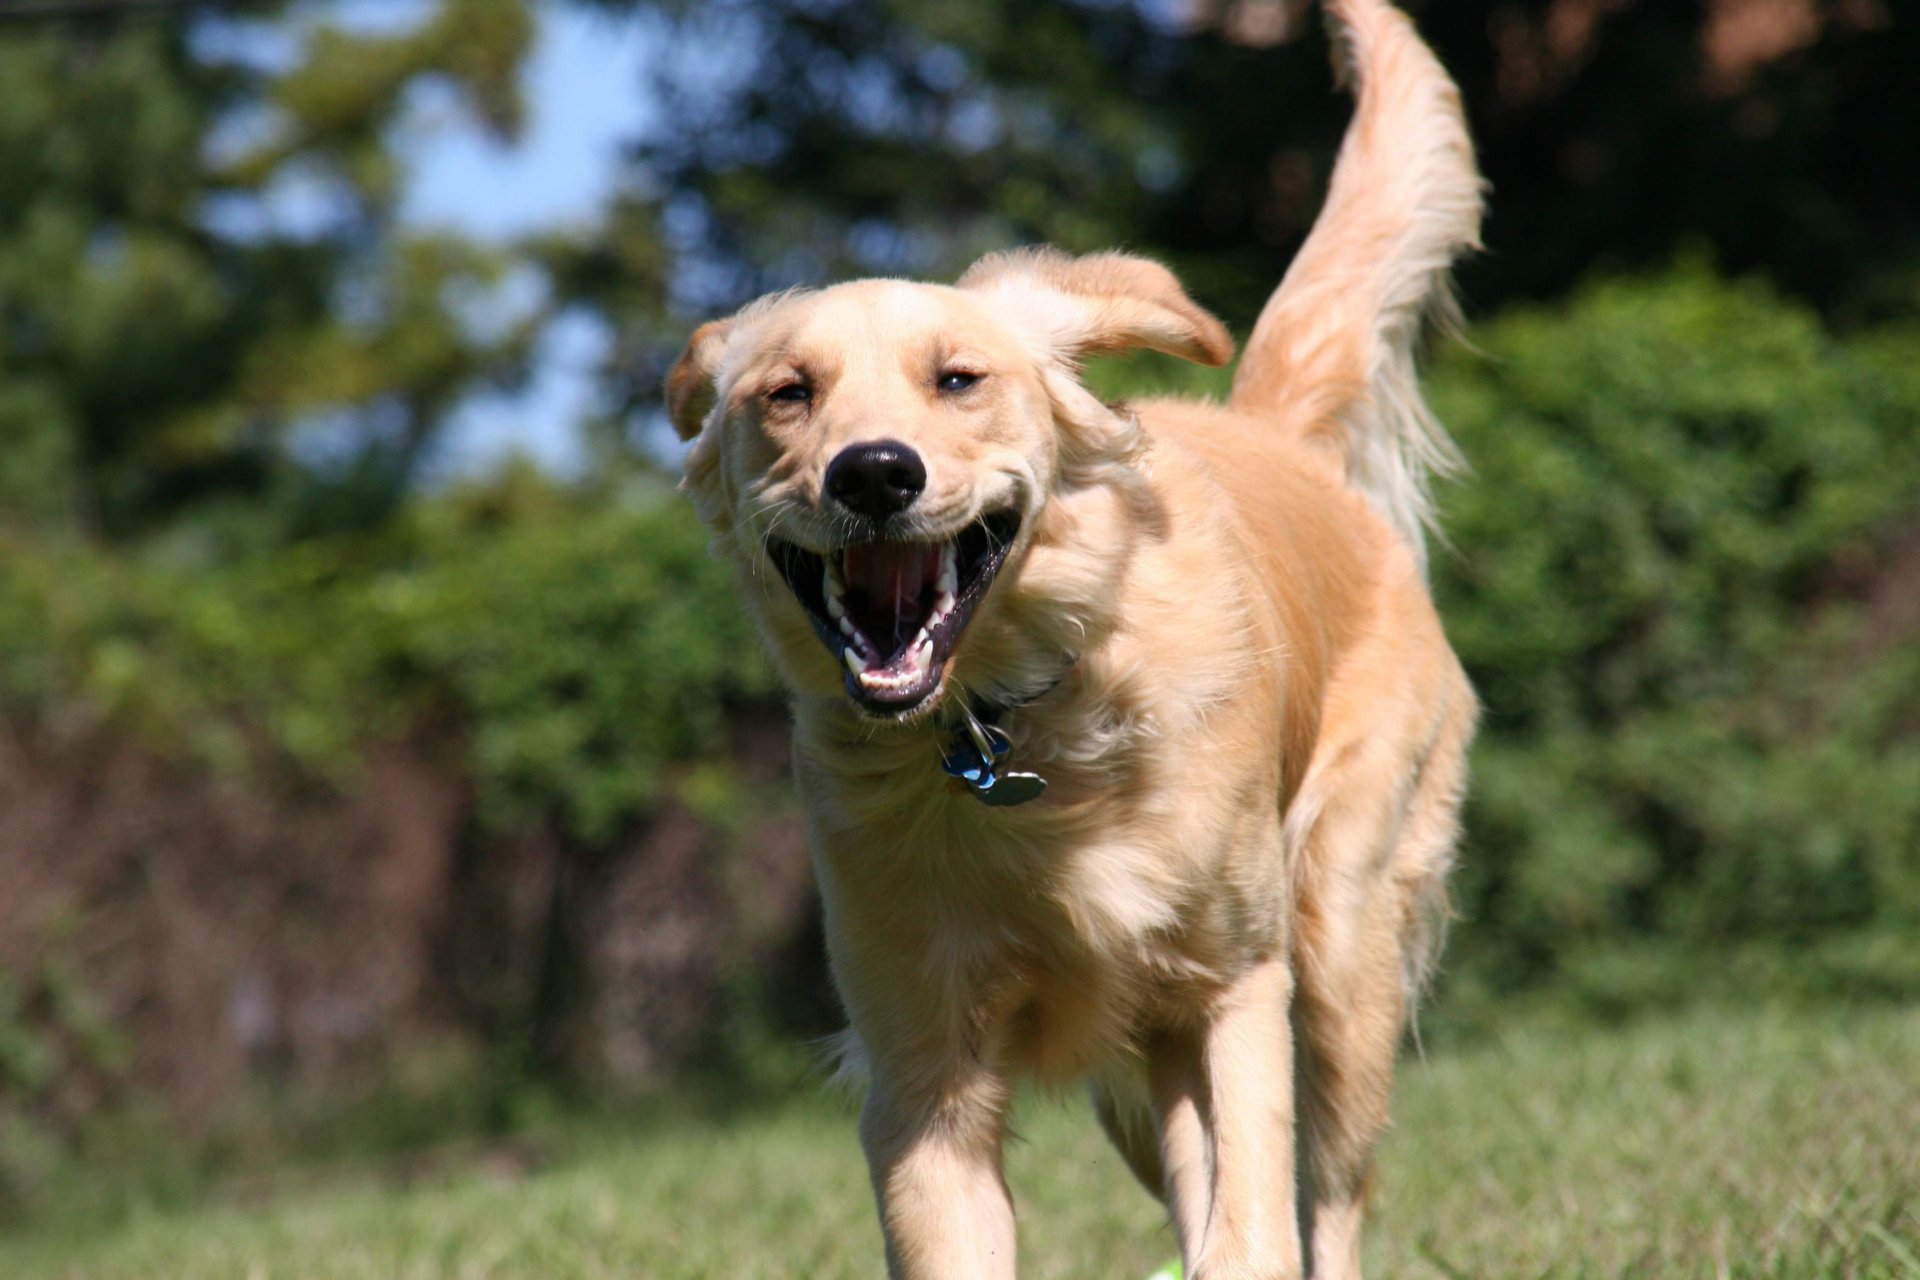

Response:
(768, 509), (1022, 717)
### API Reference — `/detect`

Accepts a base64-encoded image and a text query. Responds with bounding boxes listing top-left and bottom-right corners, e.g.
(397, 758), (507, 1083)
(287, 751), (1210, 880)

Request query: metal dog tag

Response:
(977, 770), (1047, 806)
(939, 708), (1048, 807)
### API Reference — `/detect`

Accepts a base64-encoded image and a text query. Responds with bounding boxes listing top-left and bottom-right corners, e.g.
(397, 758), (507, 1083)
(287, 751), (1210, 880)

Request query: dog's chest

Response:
(799, 684), (1287, 1072)
(816, 788), (1247, 1075)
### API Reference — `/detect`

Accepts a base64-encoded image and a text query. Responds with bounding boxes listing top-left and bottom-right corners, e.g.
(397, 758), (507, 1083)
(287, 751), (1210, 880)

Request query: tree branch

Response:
(0, 0), (210, 24)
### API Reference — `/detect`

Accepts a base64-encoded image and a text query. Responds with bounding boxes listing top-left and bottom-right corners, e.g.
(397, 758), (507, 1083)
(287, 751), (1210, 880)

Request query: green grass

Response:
(4, 1002), (1917, 1278)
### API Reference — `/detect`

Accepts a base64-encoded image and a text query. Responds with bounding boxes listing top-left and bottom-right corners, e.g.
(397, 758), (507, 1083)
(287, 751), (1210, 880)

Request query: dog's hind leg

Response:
(1290, 698), (1472, 1279)
(1290, 907), (1411, 1280)
(1091, 1065), (1169, 1202)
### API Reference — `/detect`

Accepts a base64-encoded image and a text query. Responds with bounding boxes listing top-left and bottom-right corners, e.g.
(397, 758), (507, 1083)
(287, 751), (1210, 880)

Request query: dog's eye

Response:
(767, 382), (812, 405)
(937, 370), (982, 394)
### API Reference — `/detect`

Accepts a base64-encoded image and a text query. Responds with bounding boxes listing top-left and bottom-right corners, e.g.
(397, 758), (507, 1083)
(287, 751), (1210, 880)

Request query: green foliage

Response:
(391, 476), (775, 842)
(1081, 350), (1235, 405)
(0, 3), (539, 542)
(0, 470), (771, 846)
(1428, 268), (1920, 993)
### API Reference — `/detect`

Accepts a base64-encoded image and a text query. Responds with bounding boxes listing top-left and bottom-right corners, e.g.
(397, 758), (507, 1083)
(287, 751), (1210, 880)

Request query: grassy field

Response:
(4, 1001), (1917, 1279)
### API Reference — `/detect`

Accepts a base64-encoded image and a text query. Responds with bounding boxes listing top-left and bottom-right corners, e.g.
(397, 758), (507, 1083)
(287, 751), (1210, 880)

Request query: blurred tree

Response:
(0, 0), (539, 542)
(567, 0), (1917, 445)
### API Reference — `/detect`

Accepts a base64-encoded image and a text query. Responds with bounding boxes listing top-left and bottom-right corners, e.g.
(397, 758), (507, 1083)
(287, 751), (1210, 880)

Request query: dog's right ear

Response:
(665, 318), (734, 441)
(957, 247), (1233, 367)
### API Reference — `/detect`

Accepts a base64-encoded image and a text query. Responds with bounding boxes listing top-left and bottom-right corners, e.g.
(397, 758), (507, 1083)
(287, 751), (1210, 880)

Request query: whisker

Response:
(752, 498), (806, 574)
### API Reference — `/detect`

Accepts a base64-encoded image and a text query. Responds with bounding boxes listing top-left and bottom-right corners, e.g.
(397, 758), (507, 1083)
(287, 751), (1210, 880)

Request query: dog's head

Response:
(668, 248), (1231, 722)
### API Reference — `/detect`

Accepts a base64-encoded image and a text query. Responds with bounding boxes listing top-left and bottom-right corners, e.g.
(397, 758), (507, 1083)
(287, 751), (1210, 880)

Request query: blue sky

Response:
(395, 3), (664, 479)
(397, 7), (657, 246)
(246, 1), (662, 478)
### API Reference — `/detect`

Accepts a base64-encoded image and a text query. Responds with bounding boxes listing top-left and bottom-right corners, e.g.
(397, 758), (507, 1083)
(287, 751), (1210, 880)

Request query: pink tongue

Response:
(843, 541), (942, 615)
(843, 542), (943, 657)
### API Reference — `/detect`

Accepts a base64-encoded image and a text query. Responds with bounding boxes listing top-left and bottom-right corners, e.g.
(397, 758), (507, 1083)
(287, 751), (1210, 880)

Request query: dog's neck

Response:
(952, 659), (1075, 727)
(932, 660), (1076, 805)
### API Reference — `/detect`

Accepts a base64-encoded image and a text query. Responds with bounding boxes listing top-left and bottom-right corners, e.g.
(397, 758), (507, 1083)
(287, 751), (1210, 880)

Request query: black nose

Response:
(825, 440), (926, 519)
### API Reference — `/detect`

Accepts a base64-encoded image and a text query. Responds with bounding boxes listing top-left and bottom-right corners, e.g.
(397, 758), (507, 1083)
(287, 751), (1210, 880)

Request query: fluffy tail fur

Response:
(1229, 0), (1483, 570)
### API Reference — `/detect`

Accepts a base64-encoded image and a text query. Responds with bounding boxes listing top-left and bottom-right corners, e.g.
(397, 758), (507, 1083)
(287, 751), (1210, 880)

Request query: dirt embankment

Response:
(0, 707), (818, 1127)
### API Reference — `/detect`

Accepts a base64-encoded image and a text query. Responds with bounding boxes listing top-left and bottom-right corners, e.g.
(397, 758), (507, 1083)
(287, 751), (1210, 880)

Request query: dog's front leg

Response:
(860, 1071), (1016, 1280)
(1150, 958), (1303, 1280)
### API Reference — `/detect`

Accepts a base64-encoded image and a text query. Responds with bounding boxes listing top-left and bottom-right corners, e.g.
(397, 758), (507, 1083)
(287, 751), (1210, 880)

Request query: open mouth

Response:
(769, 510), (1022, 716)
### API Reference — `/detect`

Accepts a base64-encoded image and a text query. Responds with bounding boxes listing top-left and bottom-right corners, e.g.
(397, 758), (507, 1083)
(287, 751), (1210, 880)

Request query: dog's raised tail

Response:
(1229, 0), (1483, 570)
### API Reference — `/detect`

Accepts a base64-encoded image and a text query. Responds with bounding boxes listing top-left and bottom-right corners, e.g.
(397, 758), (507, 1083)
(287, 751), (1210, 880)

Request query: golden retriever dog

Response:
(665, 0), (1480, 1274)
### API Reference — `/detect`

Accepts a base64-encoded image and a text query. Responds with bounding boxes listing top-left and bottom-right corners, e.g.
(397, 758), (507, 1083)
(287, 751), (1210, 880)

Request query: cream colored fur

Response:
(666, 1), (1481, 1275)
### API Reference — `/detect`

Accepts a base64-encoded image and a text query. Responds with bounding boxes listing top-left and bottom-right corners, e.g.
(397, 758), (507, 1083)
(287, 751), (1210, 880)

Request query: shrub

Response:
(0, 468), (774, 844)
(1428, 268), (1920, 995)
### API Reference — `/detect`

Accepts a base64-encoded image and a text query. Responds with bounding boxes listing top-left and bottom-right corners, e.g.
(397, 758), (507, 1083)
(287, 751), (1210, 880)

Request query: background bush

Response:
(1429, 269), (1920, 1009)
(1, 470), (771, 840)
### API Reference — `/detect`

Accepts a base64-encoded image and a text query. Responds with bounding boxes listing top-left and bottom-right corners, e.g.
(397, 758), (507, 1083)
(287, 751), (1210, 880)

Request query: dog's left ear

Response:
(958, 248), (1233, 367)
(665, 317), (735, 441)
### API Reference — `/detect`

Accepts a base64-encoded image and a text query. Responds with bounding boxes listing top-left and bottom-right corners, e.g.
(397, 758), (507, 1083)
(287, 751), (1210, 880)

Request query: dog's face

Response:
(668, 249), (1231, 721)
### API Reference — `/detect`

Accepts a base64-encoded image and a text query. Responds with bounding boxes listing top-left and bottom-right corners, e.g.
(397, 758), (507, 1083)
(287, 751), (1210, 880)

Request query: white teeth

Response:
(852, 633), (938, 692)
(831, 539), (963, 695)
(939, 543), (958, 596)
(824, 567), (845, 619)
